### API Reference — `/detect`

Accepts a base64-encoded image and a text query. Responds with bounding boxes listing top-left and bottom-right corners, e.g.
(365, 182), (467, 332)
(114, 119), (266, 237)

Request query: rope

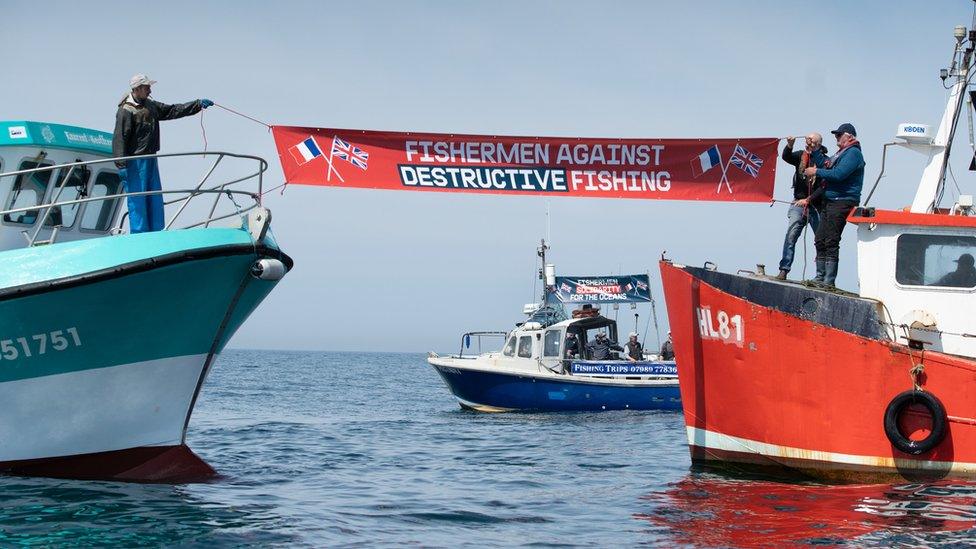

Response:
(213, 102), (271, 128)
(199, 109), (208, 152)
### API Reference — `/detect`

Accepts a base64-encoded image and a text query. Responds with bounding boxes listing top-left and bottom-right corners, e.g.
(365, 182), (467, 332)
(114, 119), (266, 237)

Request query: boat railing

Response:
(457, 331), (508, 358)
(0, 151), (269, 246)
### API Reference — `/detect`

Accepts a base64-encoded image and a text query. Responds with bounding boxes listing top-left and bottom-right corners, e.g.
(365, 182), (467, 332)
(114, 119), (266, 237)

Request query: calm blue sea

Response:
(1, 350), (975, 547)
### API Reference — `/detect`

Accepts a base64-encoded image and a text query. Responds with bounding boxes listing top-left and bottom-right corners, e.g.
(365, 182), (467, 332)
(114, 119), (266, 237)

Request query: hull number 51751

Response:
(0, 327), (82, 361)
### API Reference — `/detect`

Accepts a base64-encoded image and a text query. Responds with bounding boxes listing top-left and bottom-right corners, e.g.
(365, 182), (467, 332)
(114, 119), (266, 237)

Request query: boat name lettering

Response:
(0, 328), (82, 361)
(696, 307), (744, 347)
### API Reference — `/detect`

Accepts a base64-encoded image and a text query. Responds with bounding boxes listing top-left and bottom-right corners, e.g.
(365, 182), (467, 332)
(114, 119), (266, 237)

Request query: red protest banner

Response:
(272, 126), (778, 202)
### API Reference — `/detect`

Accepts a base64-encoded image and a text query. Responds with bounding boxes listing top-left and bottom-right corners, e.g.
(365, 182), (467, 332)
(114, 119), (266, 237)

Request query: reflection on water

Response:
(0, 477), (297, 546)
(639, 472), (976, 547)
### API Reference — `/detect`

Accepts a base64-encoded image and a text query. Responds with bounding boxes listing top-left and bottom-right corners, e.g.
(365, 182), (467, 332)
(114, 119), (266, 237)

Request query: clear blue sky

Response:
(3, 1), (971, 352)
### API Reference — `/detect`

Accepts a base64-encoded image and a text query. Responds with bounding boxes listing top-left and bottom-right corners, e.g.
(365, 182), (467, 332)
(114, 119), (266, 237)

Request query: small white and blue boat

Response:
(0, 121), (291, 481)
(427, 241), (679, 412)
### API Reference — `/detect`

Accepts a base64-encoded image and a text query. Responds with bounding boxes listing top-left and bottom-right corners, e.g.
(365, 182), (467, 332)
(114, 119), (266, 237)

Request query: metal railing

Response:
(457, 331), (508, 358)
(0, 151), (269, 246)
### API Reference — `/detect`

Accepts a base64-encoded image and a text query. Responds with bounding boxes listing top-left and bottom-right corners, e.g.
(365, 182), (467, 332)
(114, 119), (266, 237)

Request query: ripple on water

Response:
(0, 350), (973, 547)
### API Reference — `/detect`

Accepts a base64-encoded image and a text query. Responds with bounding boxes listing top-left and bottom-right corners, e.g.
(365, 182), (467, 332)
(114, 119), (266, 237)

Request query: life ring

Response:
(883, 390), (947, 455)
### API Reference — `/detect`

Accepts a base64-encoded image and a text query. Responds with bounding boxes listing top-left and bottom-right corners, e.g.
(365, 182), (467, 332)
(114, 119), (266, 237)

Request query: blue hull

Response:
(430, 364), (681, 412)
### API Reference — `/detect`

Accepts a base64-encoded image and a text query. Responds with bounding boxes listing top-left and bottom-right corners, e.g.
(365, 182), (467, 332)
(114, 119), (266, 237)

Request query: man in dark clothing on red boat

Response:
(804, 123), (865, 287)
(776, 133), (828, 280)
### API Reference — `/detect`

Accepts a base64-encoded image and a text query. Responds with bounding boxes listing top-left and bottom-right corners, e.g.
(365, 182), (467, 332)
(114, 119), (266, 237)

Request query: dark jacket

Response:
(815, 143), (865, 203)
(625, 340), (643, 360)
(112, 94), (203, 166)
(660, 339), (674, 360)
(782, 144), (828, 208)
(586, 338), (622, 360)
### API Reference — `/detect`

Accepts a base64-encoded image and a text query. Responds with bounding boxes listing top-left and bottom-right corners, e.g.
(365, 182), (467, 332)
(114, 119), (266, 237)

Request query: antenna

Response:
(545, 199), (551, 246)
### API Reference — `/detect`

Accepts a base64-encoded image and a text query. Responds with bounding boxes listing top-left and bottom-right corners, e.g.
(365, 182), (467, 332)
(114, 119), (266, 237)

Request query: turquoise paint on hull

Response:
(0, 228), (256, 289)
(0, 251), (273, 383)
(216, 277), (279, 350)
(0, 121), (113, 156)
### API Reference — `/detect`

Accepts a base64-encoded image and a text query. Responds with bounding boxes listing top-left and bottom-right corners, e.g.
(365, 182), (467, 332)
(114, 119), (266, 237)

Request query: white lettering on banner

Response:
(569, 170), (671, 192)
(696, 307), (744, 347)
(0, 327), (82, 361)
(404, 141), (665, 167)
(399, 165), (568, 192)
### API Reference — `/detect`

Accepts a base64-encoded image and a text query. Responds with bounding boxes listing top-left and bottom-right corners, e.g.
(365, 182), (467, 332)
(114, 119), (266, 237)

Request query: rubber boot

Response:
(809, 258), (826, 285)
(824, 260), (839, 287)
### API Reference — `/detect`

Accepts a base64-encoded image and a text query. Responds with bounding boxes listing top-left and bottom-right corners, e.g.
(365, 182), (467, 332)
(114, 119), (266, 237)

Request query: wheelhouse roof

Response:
(552, 316), (616, 330)
(0, 121), (113, 157)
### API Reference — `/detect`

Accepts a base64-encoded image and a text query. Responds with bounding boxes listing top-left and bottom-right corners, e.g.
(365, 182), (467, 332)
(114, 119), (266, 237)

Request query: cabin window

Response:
(517, 336), (533, 358)
(4, 160), (53, 225)
(502, 337), (516, 357)
(80, 171), (122, 231)
(44, 166), (91, 228)
(896, 234), (976, 288)
(543, 330), (562, 357)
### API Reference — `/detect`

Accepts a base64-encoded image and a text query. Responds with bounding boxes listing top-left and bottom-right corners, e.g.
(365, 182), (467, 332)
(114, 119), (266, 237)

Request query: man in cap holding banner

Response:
(112, 74), (214, 233)
(803, 122), (865, 287)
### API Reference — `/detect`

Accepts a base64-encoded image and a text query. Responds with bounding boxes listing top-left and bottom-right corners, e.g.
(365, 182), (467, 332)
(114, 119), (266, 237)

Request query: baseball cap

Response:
(129, 74), (157, 89)
(956, 253), (975, 266)
(629, 332), (638, 338)
(830, 123), (857, 137)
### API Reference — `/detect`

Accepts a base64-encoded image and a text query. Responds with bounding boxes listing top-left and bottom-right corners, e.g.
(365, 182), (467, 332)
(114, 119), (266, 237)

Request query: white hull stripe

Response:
(0, 354), (207, 461)
(687, 426), (976, 475)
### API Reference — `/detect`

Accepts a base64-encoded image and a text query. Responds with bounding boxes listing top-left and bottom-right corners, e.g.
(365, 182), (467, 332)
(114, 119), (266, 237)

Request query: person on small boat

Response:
(803, 122), (865, 287)
(660, 331), (675, 361)
(587, 332), (623, 360)
(776, 133), (828, 280)
(935, 253), (976, 288)
(625, 332), (643, 362)
(112, 74), (214, 233)
(565, 332), (581, 358)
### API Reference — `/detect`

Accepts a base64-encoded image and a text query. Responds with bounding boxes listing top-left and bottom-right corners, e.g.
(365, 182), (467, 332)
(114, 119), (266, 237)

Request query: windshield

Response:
(527, 304), (568, 327)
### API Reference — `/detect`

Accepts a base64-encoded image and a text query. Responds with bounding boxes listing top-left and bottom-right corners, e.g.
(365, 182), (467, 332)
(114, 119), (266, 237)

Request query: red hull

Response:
(659, 260), (976, 481)
(0, 445), (216, 483)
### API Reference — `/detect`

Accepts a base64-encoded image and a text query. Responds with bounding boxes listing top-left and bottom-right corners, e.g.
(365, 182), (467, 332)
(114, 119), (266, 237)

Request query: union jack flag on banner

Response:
(730, 144), (764, 178)
(331, 136), (369, 170)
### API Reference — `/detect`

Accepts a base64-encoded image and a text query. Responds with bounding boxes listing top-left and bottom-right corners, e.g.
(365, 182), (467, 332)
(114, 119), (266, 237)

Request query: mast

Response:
(537, 238), (551, 305)
(910, 24), (976, 213)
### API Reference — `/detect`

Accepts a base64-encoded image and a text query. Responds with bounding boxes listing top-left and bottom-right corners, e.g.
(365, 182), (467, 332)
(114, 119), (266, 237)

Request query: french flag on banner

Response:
(691, 145), (722, 178)
(288, 137), (323, 166)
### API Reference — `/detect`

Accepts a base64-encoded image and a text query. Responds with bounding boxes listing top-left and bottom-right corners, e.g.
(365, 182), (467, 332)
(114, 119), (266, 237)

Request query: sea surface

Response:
(2, 350), (975, 547)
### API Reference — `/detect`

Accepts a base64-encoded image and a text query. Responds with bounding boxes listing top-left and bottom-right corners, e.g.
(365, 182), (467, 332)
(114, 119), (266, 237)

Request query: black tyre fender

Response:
(883, 389), (948, 456)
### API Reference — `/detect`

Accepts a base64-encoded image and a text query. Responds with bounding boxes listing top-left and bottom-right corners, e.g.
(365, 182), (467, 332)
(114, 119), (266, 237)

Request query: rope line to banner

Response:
(213, 103), (272, 128)
(197, 102), (287, 194)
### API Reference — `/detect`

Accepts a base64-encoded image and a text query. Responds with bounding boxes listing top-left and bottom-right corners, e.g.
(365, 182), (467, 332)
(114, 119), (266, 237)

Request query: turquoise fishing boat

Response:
(0, 121), (291, 482)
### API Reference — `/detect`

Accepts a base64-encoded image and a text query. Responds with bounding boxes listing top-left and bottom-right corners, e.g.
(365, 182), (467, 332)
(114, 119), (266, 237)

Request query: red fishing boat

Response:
(661, 23), (976, 481)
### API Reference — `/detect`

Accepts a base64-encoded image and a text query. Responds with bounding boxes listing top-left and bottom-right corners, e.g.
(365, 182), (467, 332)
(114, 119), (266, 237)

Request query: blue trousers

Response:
(778, 204), (820, 272)
(123, 157), (164, 233)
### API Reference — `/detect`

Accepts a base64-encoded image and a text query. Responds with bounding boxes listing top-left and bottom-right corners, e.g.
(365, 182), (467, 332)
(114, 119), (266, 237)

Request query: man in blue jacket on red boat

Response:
(112, 74), (213, 233)
(804, 122), (865, 287)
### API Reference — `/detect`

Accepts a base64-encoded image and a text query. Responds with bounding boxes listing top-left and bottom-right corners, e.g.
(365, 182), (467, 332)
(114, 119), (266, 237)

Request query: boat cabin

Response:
(498, 314), (628, 371)
(0, 121), (124, 250)
(852, 208), (976, 358)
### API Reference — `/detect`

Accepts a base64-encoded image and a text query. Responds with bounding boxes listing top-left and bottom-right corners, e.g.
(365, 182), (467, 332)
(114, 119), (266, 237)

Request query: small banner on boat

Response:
(552, 275), (651, 303)
(271, 126), (778, 202)
(570, 361), (677, 376)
